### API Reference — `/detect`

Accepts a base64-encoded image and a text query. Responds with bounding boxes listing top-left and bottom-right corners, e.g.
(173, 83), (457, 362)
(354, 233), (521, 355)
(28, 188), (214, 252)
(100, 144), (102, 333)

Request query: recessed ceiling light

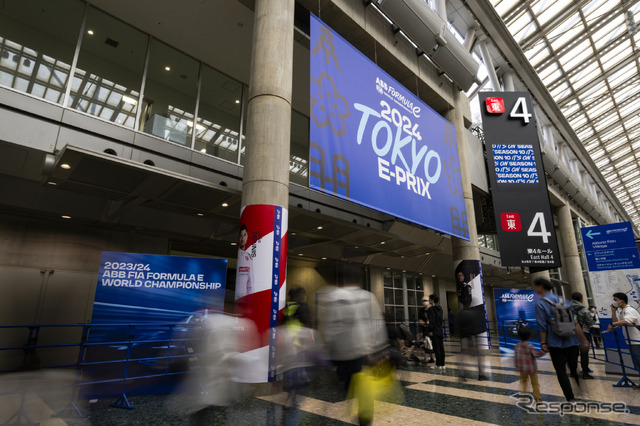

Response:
(60, 163), (71, 169)
(235, 100), (240, 104)
(380, 241), (386, 245)
(322, 257), (327, 260)
(401, 255), (405, 258)
(298, 253), (303, 256)
(354, 246), (359, 249)
(317, 226), (323, 230)
(221, 203), (229, 207)
(47, 181), (57, 186)
(164, 66), (171, 71)
(402, 270), (406, 273)
(291, 232), (296, 236)
(386, 267), (391, 270)
(197, 213), (204, 217)
(230, 242), (237, 246)
(87, 29), (94, 35)
(431, 274), (436, 278)
(61, 215), (71, 219)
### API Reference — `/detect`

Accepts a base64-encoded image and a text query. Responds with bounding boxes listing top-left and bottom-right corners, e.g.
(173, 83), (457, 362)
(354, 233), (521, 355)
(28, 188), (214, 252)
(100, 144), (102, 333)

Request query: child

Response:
(515, 326), (545, 402)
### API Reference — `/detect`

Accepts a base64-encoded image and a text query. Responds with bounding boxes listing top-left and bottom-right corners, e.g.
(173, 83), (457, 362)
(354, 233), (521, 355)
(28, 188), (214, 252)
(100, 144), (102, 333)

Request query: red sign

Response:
(486, 97), (505, 114)
(500, 212), (521, 232)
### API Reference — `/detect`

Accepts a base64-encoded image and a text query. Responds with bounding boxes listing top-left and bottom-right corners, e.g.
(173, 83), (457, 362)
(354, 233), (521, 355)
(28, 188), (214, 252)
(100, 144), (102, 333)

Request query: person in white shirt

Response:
(235, 224), (253, 300)
(608, 292), (640, 387)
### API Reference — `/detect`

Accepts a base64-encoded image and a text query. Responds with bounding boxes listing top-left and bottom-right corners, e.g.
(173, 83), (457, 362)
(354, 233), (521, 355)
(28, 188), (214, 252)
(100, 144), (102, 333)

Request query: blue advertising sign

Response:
(494, 288), (539, 354)
(86, 252), (227, 397)
(309, 14), (468, 240)
(580, 222), (640, 272)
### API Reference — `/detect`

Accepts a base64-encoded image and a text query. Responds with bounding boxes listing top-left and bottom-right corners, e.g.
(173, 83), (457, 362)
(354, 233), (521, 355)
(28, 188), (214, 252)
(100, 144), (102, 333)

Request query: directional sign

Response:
(580, 222), (640, 272)
(480, 92), (561, 267)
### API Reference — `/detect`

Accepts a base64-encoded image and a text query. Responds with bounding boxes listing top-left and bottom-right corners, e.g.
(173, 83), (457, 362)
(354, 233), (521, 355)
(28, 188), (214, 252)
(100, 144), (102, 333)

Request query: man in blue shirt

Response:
(534, 278), (589, 401)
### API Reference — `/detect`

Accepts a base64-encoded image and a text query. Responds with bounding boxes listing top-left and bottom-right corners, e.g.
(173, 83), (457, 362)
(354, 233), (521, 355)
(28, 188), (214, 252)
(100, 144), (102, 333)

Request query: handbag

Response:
(424, 335), (434, 353)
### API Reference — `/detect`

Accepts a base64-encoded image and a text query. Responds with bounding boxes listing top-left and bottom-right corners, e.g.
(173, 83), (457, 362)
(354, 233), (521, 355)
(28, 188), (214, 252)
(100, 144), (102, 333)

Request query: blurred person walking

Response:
(515, 326), (546, 402)
(284, 287), (312, 328)
(534, 278), (589, 402)
(570, 292), (595, 379)
(456, 302), (488, 381)
(315, 275), (387, 392)
(279, 313), (330, 425)
(316, 274), (391, 425)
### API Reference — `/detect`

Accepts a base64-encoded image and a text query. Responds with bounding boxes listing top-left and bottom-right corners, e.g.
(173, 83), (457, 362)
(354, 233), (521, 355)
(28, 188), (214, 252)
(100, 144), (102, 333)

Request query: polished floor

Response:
(2, 345), (639, 425)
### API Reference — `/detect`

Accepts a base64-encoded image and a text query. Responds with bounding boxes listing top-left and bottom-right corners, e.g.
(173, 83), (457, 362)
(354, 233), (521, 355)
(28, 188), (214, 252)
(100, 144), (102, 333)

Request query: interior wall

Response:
(0, 212), (169, 369)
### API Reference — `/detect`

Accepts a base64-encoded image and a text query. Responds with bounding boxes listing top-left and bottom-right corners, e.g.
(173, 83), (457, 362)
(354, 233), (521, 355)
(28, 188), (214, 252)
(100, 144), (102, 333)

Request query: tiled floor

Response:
(1, 347), (639, 425)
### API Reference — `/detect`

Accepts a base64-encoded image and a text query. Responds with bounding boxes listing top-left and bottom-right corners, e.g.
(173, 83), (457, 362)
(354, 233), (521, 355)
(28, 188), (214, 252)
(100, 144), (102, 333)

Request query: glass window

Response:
(384, 288), (393, 305)
(394, 289), (403, 305)
(195, 65), (242, 162)
(68, 7), (147, 127)
(290, 110), (310, 185)
(393, 273), (402, 288)
(139, 39), (198, 146)
(0, 0), (84, 103)
(407, 290), (416, 306)
(383, 271), (393, 287)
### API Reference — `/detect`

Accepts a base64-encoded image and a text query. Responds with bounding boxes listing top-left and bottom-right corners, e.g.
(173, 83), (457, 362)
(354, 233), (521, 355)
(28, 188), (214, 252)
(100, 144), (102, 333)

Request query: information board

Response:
(479, 91), (561, 267)
(580, 222), (640, 272)
(309, 14), (469, 240)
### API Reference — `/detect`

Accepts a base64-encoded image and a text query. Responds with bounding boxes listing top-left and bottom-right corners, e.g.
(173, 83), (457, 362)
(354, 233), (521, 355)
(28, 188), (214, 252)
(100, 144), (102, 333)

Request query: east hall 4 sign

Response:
(480, 92), (561, 268)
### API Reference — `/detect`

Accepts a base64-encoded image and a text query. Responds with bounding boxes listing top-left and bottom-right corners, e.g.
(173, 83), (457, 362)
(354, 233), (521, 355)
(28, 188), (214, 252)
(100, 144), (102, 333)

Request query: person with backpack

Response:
(570, 292), (595, 379)
(283, 287), (312, 328)
(534, 278), (589, 401)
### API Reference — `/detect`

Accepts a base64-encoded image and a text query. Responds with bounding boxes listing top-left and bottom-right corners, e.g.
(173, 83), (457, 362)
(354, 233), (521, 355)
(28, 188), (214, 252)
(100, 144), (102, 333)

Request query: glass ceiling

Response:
(490, 0), (640, 226)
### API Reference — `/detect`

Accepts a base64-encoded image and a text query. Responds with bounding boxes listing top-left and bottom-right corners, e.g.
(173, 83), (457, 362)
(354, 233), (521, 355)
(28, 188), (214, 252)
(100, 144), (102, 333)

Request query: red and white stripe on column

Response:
(234, 204), (288, 382)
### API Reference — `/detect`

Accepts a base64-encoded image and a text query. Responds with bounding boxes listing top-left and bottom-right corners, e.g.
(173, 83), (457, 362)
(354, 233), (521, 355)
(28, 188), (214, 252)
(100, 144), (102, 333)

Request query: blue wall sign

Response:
(580, 222), (640, 272)
(86, 252), (227, 398)
(309, 14), (468, 240)
(493, 288), (540, 354)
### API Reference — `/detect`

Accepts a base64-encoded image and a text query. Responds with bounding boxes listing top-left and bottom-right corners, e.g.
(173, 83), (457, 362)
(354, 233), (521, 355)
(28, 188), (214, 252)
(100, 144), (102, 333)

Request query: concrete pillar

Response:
(463, 27), (476, 52)
(557, 202), (588, 298)
(530, 269), (550, 284)
(433, 0), (448, 21)
(478, 41), (501, 92)
(236, 0), (294, 384)
(502, 71), (516, 91)
(370, 268), (384, 309)
(445, 90), (481, 263)
(242, 0), (294, 207)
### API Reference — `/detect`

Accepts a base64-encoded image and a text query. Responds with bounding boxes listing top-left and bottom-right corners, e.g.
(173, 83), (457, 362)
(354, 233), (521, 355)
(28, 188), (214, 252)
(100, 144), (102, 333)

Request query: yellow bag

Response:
(346, 361), (403, 423)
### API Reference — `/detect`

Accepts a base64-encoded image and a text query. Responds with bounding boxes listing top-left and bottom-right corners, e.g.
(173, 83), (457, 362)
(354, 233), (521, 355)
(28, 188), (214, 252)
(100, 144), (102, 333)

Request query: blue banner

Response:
(87, 252), (227, 397)
(494, 289), (540, 354)
(309, 14), (468, 240)
(580, 221), (640, 272)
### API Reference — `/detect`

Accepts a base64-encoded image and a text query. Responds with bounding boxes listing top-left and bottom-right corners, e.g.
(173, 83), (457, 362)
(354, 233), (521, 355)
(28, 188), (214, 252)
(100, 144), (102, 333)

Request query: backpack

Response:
(543, 297), (576, 337)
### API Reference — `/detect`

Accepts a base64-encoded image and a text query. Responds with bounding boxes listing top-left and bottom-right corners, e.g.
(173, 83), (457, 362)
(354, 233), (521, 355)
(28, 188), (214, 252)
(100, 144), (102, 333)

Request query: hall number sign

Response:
(480, 92), (561, 268)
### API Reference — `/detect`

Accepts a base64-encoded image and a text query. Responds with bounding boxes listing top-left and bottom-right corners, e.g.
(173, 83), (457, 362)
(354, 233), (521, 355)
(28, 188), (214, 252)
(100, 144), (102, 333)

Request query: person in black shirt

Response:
(427, 294), (446, 369)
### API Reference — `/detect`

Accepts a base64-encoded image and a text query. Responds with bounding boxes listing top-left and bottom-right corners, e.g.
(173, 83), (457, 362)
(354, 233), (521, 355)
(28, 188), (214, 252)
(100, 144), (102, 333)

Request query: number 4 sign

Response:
(480, 91), (561, 268)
